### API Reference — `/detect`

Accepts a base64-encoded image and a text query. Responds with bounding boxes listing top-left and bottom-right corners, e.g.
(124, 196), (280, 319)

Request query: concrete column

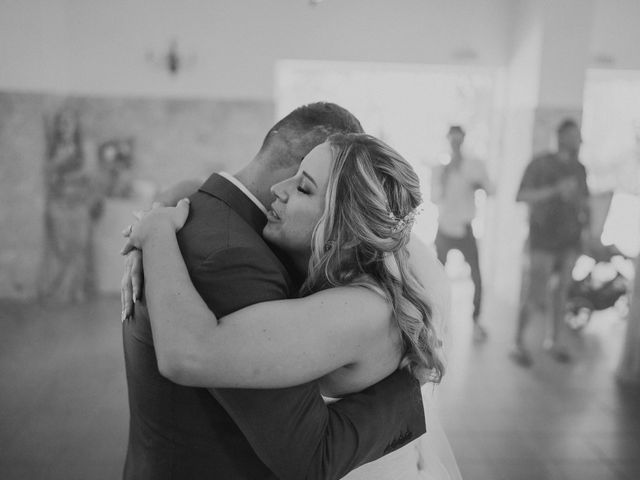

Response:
(487, 0), (595, 305)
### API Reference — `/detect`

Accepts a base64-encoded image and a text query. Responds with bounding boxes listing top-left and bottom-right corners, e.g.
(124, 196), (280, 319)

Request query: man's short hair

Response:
(556, 118), (579, 136)
(260, 102), (364, 169)
(447, 125), (465, 136)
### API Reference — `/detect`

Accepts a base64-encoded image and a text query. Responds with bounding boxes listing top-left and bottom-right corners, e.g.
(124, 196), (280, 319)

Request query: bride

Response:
(122, 133), (462, 479)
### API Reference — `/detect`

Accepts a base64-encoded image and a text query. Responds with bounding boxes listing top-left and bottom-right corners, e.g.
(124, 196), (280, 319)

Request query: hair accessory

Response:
(389, 206), (422, 234)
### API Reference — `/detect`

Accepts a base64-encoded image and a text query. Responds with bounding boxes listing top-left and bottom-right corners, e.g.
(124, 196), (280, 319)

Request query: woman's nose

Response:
(270, 179), (290, 202)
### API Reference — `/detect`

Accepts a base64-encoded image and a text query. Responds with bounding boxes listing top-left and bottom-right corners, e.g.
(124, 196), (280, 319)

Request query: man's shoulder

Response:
(574, 159), (588, 173)
(525, 152), (560, 177)
(184, 191), (265, 245)
(179, 191), (291, 279)
(531, 151), (556, 166)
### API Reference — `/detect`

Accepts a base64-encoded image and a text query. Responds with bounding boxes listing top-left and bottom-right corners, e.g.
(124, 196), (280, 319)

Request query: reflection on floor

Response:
(0, 281), (639, 480)
(439, 279), (640, 480)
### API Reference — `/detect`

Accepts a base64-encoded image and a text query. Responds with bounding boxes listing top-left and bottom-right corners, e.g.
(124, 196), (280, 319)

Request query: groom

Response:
(121, 102), (425, 479)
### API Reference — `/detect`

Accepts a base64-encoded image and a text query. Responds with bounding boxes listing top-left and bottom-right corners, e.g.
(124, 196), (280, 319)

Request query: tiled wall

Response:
(0, 91), (273, 299)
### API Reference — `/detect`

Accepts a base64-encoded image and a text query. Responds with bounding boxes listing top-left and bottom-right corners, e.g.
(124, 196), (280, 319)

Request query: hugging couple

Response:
(120, 102), (461, 479)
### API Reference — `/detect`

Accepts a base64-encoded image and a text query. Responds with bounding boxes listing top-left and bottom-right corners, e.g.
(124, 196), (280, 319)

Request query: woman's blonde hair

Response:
(301, 133), (445, 384)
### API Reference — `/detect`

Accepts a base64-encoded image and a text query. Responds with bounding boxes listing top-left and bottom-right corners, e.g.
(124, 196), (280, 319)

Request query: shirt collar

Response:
(218, 172), (268, 216)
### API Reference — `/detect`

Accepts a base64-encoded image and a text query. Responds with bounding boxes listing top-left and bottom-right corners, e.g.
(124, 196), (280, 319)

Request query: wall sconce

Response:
(592, 53), (615, 67)
(451, 47), (478, 63)
(146, 39), (196, 76)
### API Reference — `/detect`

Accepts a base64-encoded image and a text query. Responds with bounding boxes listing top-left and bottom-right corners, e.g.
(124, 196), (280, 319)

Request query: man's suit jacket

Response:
(122, 173), (425, 480)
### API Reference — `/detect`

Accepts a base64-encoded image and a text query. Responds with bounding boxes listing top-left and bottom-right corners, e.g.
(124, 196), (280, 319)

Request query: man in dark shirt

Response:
(511, 119), (590, 366)
(120, 102), (426, 479)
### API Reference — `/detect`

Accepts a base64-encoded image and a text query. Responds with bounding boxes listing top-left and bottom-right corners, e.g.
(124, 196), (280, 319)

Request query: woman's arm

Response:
(126, 202), (391, 389)
(121, 178), (203, 319)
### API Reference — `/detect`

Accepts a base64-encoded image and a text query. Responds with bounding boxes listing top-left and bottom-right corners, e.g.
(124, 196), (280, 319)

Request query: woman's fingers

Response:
(129, 250), (144, 303)
(121, 199), (191, 255)
(120, 238), (137, 256)
(122, 224), (133, 238)
(121, 250), (144, 320)
(121, 259), (133, 322)
(120, 279), (128, 322)
(173, 198), (191, 229)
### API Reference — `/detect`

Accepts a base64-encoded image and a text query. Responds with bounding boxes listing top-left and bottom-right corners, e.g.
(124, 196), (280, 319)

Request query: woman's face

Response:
(263, 142), (333, 255)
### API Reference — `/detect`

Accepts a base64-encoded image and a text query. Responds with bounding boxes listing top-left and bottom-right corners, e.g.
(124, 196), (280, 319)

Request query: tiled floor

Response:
(438, 279), (640, 480)
(0, 279), (639, 479)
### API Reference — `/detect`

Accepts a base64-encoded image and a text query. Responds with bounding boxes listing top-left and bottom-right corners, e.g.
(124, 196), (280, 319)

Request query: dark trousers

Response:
(435, 224), (482, 321)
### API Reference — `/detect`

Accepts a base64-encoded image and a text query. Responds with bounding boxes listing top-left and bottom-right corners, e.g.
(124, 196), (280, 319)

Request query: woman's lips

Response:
(267, 206), (281, 221)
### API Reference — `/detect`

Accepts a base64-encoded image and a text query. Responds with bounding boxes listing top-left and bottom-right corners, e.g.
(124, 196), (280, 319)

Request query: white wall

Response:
(1, 0), (512, 99)
(591, 0), (640, 70)
(3, 0), (639, 101)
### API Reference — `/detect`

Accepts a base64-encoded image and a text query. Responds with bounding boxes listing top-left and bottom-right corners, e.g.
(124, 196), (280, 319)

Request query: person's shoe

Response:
(509, 344), (532, 367)
(473, 323), (488, 342)
(543, 339), (572, 363)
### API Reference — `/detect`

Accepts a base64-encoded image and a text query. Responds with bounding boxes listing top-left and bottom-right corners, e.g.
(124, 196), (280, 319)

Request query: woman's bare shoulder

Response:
(308, 285), (392, 329)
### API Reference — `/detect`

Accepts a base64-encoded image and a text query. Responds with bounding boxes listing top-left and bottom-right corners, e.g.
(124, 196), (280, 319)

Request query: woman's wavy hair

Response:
(300, 133), (445, 384)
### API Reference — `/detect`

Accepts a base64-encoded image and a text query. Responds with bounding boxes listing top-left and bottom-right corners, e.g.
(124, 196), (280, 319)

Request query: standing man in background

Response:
(431, 125), (494, 341)
(511, 118), (590, 366)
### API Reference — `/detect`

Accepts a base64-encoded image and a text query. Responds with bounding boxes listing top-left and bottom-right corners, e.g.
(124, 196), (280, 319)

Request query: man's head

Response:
(556, 118), (582, 156)
(447, 125), (465, 151)
(239, 102), (364, 206)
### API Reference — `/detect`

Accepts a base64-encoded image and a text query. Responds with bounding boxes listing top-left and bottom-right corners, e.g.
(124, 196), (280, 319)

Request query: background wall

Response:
(1, 0), (640, 299)
(1, 0), (513, 99)
(0, 92), (272, 298)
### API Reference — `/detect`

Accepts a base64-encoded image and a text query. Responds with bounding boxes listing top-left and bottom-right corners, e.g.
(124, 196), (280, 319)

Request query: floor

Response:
(439, 279), (640, 480)
(0, 279), (639, 480)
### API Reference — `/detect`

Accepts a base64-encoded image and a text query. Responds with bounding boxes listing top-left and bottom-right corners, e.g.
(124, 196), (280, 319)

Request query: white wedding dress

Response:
(339, 238), (462, 479)
(338, 386), (463, 480)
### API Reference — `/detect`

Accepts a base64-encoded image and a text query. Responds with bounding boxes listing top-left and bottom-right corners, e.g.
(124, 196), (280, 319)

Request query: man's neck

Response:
(557, 149), (577, 162)
(234, 163), (270, 208)
(450, 149), (463, 166)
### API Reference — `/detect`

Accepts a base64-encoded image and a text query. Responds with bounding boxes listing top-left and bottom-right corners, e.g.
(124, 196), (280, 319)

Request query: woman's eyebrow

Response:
(302, 171), (317, 187)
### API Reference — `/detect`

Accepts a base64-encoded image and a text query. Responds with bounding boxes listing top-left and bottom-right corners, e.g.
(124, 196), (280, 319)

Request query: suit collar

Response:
(199, 172), (305, 293)
(217, 172), (268, 216)
(199, 173), (267, 234)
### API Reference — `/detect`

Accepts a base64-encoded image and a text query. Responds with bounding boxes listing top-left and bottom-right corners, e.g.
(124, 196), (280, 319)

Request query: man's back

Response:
(123, 174), (292, 479)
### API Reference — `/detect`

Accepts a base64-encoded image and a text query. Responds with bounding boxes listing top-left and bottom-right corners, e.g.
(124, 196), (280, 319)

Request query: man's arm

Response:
(516, 160), (560, 205)
(516, 183), (559, 204)
(190, 250), (425, 480)
(474, 159), (495, 195)
(578, 164), (592, 247)
(214, 369), (424, 480)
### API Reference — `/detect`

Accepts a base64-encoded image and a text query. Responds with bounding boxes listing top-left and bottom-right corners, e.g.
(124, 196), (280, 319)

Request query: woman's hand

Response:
(121, 198), (190, 255)
(121, 250), (143, 322)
